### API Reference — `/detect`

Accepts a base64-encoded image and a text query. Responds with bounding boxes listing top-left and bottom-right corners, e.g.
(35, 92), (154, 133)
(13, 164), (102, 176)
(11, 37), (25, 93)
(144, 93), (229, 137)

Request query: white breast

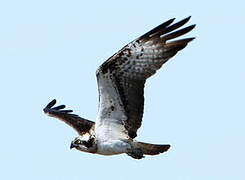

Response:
(96, 140), (131, 155)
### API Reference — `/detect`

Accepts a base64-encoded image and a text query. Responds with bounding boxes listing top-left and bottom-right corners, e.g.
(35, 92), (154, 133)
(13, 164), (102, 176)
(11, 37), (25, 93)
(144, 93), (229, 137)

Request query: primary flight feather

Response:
(44, 17), (195, 159)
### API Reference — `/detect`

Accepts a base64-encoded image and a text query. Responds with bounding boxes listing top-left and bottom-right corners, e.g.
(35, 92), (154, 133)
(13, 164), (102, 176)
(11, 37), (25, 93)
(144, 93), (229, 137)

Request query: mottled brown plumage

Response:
(44, 99), (94, 135)
(97, 16), (195, 138)
(44, 17), (195, 159)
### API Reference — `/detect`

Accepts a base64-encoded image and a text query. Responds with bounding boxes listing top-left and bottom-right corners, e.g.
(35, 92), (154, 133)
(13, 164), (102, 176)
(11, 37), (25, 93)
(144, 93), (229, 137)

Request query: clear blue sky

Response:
(0, 0), (244, 179)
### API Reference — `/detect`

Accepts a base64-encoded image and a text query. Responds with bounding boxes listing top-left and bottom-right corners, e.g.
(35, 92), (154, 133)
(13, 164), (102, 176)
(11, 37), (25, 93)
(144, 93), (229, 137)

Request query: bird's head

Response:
(70, 136), (96, 153)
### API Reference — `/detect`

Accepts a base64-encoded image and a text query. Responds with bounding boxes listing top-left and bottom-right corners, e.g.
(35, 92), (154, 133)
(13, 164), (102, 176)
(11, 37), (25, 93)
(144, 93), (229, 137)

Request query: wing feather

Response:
(96, 17), (195, 138)
(43, 99), (94, 135)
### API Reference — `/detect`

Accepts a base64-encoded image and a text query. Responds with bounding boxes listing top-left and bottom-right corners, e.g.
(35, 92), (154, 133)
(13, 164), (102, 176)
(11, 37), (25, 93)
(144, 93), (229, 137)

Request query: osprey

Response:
(44, 17), (195, 159)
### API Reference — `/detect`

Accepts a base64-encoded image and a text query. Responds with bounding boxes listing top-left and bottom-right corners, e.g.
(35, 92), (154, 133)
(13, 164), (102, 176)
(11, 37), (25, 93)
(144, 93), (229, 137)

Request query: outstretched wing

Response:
(43, 99), (95, 135)
(96, 17), (195, 139)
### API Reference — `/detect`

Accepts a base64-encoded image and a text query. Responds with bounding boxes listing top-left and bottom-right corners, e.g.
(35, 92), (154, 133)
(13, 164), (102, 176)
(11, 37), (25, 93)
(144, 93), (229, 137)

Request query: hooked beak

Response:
(70, 142), (77, 149)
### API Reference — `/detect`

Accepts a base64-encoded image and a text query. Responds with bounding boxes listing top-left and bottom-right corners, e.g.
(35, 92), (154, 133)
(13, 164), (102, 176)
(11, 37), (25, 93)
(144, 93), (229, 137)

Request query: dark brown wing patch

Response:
(43, 99), (94, 135)
(114, 76), (146, 138)
(97, 17), (195, 138)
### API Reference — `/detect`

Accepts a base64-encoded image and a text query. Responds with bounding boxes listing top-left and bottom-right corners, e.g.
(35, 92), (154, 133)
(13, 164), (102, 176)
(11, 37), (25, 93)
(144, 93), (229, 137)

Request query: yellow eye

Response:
(75, 139), (81, 144)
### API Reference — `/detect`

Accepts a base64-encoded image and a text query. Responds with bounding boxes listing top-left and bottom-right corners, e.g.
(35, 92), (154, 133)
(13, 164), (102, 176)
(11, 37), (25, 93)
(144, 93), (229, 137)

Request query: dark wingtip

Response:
(59, 110), (73, 113)
(163, 24), (196, 41)
(43, 99), (74, 115)
(182, 16), (191, 23)
(43, 107), (48, 113)
(189, 24), (196, 30)
(161, 144), (171, 153)
(176, 16), (191, 26)
(47, 99), (56, 108)
(167, 17), (176, 24)
(53, 105), (66, 110)
(139, 17), (176, 40)
(186, 16), (191, 20)
(171, 16), (192, 29)
(189, 37), (196, 41)
(43, 99), (56, 113)
(187, 23), (196, 34)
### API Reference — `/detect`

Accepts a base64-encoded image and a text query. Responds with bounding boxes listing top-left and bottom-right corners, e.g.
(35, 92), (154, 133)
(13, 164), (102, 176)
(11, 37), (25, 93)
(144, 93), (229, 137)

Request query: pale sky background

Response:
(0, 0), (244, 180)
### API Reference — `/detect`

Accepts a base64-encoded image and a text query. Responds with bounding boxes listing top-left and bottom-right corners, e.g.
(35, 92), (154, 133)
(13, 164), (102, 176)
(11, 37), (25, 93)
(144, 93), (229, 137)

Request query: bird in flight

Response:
(44, 17), (195, 159)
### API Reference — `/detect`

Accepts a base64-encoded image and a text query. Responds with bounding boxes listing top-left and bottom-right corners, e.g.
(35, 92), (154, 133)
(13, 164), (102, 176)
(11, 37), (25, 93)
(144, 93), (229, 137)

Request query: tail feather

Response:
(135, 142), (170, 155)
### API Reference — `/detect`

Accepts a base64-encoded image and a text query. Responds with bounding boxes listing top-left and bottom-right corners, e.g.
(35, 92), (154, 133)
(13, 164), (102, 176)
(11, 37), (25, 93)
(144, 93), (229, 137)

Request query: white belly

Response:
(96, 140), (131, 155)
